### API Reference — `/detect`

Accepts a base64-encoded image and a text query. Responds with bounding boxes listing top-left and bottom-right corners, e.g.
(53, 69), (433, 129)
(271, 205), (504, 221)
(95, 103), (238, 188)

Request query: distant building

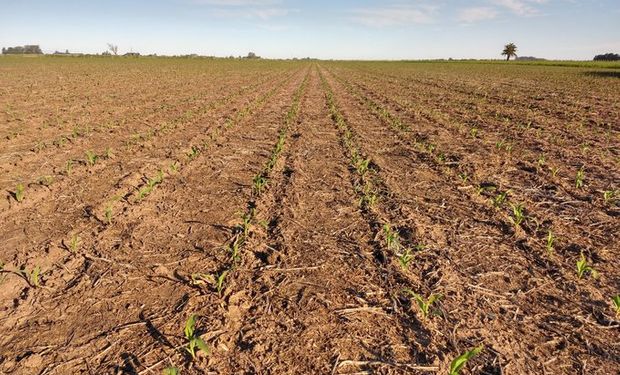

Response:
(123, 52), (141, 57)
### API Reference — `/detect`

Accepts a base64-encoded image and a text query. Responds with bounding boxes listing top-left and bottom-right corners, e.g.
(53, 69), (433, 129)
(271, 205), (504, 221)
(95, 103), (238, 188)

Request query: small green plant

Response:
(241, 210), (253, 237)
(187, 146), (199, 160)
(65, 160), (73, 176)
(510, 203), (525, 227)
(356, 158), (371, 176)
(612, 295), (620, 317)
(550, 166), (560, 177)
(576, 252), (598, 279)
(104, 205), (113, 225)
(404, 290), (441, 319)
(603, 190), (617, 205)
(105, 147), (113, 159)
(184, 314), (209, 360)
(38, 175), (54, 186)
(228, 237), (242, 263)
(470, 127), (478, 138)
(537, 154), (546, 167)
(449, 345), (484, 375)
(20, 266), (41, 287)
(492, 190), (509, 208)
(85, 150), (98, 166)
(253, 173), (267, 195)
(163, 367), (179, 375)
(398, 248), (413, 269)
(69, 234), (80, 253)
(458, 172), (469, 183)
(14, 183), (25, 202)
(545, 231), (555, 255)
(170, 161), (180, 173)
(138, 170), (164, 200)
(575, 166), (585, 189)
(383, 224), (400, 251)
(215, 270), (229, 295)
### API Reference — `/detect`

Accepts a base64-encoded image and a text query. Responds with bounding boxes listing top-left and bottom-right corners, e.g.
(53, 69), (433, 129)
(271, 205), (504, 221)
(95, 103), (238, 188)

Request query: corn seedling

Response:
(65, 160), (73, 176)
(576, 252), (598, 279)
(356, 158), (371, 176)
(38, 175), (54, 186)
(138, 170), (164, 200)
(398, 248), (413, 269)
(404, 290), (441, 319)
(449, 345), (484, 375)
(215, 270), (229, 295)
(105, 205), (113, 225)
(229, 237), (242, 263)
(14, 184), (25, 202)
(241, 210), (253, 237)
(550, 166), (560, 177)
(253, 174), (267, 195)
(170, 161), (180, 173)
(603, 190), (617, 205)
(575, 167), (585, 189)
(184, 314), (209, 360)
(105, 147), (113, 159)
(492, 190), (509, 208)
(163, 367), (179, 375)
(85, 150), (98, 166)
(383, 224), (400, 251)
(187, 146), (199, 160)
(20, 266), (41, 287)
(537, 154), (546, 167)
(612, 295), (620, 317)
(510, 203), (525, 227)
(470, 127), (478, 138)
(190, 273), (212, 287)
(458, 172), (469, 183)
(69, 234), (80, 253)
(545, 231), (555, 255)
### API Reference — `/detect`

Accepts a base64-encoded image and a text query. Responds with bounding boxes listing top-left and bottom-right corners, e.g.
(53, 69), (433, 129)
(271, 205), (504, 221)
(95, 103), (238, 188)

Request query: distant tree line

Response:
(2, 45), (43, 54)
(593, 53), (620, 61)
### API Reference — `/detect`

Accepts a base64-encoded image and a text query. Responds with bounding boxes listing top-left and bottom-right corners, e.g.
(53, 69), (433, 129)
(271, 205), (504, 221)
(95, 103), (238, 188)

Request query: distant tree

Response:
(246, 52), (260, 59)
(107, 43), (118, 55)
(593, 53), (620, 61)
(2, 45), (42, 54)
(501, 43), (517, 61)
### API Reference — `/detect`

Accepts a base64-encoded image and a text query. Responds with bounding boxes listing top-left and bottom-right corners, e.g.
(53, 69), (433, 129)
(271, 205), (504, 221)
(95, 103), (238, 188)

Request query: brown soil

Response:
(0, 58), (618, 375)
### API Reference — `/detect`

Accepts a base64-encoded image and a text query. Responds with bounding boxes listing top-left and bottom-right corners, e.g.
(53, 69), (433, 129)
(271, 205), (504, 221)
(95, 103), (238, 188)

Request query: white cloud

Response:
(458, 7), (498, 23)
(190, 0), (290, 20)
(490, 0), (548, 16)
(350, 4), (438, 27)
(191, 0), (280, 5)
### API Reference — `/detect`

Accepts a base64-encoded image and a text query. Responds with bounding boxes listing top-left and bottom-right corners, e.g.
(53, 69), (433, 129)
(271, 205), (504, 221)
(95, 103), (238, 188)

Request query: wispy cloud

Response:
(190, 0), (290, 20)
(490, 0), (548, 16)
(458, 7), (498, 23)
(350, 4), (438, 27)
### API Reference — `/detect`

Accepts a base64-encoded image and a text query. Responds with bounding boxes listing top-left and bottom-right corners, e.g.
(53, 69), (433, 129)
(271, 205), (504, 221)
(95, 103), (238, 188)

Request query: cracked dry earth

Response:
(0, 57), (619, 375)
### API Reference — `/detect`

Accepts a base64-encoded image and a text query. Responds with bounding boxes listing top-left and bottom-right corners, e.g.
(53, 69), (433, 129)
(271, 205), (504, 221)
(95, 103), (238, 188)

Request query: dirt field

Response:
(0, 56), (618, 375)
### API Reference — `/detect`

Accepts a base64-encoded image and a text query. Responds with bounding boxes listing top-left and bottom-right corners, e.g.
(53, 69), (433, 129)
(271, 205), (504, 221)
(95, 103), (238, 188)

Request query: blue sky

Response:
(1, 0), (618, 59)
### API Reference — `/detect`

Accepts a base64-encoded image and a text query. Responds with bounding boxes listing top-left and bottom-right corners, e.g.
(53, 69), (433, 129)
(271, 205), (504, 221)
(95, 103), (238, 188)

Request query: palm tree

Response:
(502, 43), (517, 61)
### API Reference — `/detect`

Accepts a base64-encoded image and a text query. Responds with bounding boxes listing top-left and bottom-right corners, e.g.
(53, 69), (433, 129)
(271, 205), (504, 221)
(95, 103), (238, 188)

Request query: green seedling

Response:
(449, 345), (484, 375)
(492, 190), (509, 208)
(383, 224), (400, 251)
(612, 295), (620, 317)
(215, 270), (229, 295)
(68, 234), (80, 253)
(537, 154), (546, 167)
(184, 315), (209, 360)
(229, 237), (242, 263)
(190, 273), (212, 287)
(170, 161), (180, 173)
(575, 167), (585, 189)
(510, 203), (525, 227)
(14, 184), (25, 202)
(20, 266), (41, 287)
(603, 190), (617, 205)
(576, 252), (598, 279)
(187, 146), (199, 160)
(65, 160), (73, 176)
(138, 170), (164, 200)
(104, 205), (113, 225)
(550, 167), (560, 177)
(545, 231), (555, 255)
(404, 290), (441, 319)
(470, 127), (478, 138)
(241, 210), (254, 237)
(398, 248), (413, 269)
(458, 172), (469, 183)
(85, 150), (98, 166)
(163, 367), (179, 375)
(253, 173), (267, 195)
(356, 158), (371, 176)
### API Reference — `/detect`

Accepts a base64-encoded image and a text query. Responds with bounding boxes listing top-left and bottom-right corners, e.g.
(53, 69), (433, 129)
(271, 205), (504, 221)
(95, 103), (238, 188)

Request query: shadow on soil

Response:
(584, 71), (620, 79)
